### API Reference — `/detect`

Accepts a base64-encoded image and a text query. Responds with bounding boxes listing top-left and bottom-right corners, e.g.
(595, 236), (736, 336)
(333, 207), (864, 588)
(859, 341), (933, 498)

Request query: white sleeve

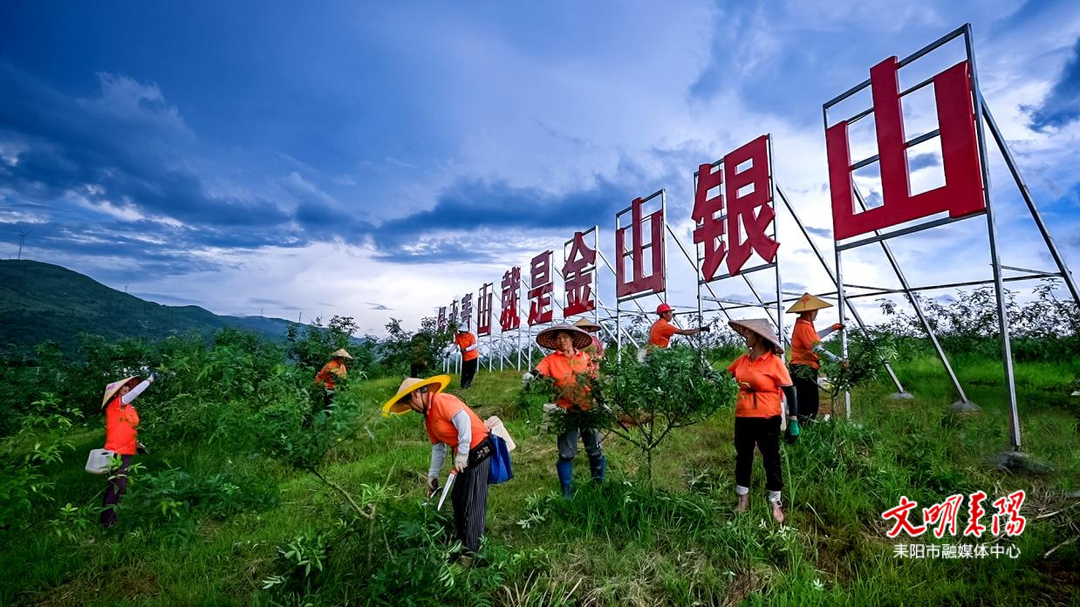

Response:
(817, 326), (837, 340)
(464, 344), (479, 352)
(428, 443), (447, 479)
(451, 410), (472, 457)
(121, 379), (152, 404)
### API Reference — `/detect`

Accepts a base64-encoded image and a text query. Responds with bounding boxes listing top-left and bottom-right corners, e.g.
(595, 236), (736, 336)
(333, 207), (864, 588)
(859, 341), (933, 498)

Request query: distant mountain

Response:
(0, 260), (297, 356)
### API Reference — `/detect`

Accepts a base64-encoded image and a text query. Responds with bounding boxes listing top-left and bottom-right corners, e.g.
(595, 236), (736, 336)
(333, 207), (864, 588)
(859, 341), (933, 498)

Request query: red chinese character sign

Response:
(477, 283), (493, 336)
(693, 135), (779, 280)
(616, 196), (665, 298)
(449, 299), (459, 329)
(826, 58), (985, 241)
(528, 251), (554, 325)
(460, 293), (473, 330)
(563, 231), (596, 317)
(500, 267), (521, 331)
(437, 307), (447, 332)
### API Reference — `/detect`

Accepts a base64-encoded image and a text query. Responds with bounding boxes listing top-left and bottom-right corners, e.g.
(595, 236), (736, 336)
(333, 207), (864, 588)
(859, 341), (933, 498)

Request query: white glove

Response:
(522, 371), (534, 388)
(454, 452), (468, 472)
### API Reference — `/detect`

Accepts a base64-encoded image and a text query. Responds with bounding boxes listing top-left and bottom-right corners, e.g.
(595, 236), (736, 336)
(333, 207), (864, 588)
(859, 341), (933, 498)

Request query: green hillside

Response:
(0, 260), (293, 354)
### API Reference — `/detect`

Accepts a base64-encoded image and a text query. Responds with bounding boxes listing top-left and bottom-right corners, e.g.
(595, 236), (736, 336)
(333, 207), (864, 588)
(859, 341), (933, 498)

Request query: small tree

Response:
(795, 328), (899, 403)
(285, 315), (359, 372)
(580, 346), (739, 484)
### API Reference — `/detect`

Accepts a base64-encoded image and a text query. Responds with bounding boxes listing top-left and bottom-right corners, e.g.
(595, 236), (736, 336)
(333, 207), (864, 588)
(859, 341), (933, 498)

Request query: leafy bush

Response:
(591, 346), (739, 482)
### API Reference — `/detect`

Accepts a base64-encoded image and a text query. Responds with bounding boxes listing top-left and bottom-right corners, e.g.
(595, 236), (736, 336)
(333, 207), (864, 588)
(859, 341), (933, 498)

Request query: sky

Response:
(1, 1), (1079, 337)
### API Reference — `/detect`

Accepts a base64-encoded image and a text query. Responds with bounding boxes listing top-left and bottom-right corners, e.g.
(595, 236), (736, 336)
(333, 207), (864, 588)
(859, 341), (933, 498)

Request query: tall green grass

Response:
(1, 355), (1077, 606)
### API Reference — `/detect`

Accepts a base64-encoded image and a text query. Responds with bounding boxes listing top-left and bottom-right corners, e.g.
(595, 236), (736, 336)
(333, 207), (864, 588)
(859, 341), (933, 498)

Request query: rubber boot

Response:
(555, 460), (573, 498)
(589, 454), (606, 483)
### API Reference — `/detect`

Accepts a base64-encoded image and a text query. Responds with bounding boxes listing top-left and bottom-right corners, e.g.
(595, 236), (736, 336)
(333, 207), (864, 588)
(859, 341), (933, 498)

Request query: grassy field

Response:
(2, 352), (1078, 606)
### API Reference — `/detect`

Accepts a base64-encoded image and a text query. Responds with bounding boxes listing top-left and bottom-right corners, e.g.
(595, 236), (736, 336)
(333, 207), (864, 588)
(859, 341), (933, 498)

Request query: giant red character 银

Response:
(826, 57), (985, 241)
(693, 135), (779, 280)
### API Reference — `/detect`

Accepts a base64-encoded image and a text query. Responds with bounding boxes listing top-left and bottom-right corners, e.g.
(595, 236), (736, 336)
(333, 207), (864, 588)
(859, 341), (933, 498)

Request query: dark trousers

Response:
(451, 454), (490, 554)
(461, 358), (478, 389)
(100, 455), (133, 527)
(791, 364), (819, 423)
(556, 426), (603, 462)
(734, 416), (783, 492)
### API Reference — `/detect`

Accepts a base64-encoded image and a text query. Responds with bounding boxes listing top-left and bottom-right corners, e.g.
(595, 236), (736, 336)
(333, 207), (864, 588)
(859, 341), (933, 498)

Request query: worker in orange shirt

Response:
(99, 372), (157, 527)
(727, 318), (798, 524)
(524, 324), (602, 497)
(314, 349), (352, 408)
(786, 293), (843, 424)
(381, 374), (491, 564)
(648, 303), (709, 350)
(454, 326), (480, 389)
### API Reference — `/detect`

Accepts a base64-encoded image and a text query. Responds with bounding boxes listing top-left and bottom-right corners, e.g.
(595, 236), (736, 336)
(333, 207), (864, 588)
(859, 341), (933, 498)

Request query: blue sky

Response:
(2, 1), (1079, 335)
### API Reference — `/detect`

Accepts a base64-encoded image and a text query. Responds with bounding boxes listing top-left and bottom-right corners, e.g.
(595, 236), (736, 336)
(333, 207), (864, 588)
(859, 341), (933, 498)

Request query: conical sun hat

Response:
(101, 376), (140, 410)
(380, 375), (451, 417)
(728, 318), (783, 353)
(535, 324), (592, 351)
(573, 318), (601, 333)
(786, 293), (833, 314)
(331, 348), (353, 360)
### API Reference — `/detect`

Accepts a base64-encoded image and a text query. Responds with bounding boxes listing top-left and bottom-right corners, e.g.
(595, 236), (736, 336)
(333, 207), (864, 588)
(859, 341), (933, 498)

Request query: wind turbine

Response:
(17, 229), (32, 260)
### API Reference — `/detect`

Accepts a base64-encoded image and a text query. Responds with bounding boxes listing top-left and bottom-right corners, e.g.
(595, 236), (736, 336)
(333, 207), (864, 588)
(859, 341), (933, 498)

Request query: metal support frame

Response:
(776, 185), (907, 394)
(850, 186), (970, 403)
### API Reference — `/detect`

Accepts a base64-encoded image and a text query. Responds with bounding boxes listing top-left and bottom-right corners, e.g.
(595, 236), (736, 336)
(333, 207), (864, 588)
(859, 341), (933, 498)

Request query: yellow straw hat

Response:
(786, 293), (833, 314)
(573, 318), (602, 333)
(101, 376), (140, 410)
(380, 375), (451, 418)
(331, 348), (353, 360)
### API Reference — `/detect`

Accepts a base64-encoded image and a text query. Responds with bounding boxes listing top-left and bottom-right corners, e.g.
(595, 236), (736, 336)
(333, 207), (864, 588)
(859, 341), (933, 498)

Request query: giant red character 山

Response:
(826, 57), (985, 241)
(616, 197), (664, 298)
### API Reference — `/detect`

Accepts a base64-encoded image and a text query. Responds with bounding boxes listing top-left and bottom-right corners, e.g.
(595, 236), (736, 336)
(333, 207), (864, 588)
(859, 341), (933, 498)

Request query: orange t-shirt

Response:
(455, 333), (479, 362)
(789, 318), (821, 369)
(424, 392), (487, 451)
(315, 359), (347, 390)
(648, 318), (678, 348)
(727, 350), (793, 418)
(104, 397), (140, 455)
(536, 350), (593, 410)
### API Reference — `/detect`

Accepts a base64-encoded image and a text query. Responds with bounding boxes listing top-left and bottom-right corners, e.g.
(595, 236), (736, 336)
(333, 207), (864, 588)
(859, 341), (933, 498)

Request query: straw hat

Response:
(101, 376), (140, 410)
(380, 375), (451, 417)
(728, 318), (783, 353)
(573, 318), (601, 333)
(535, 324), (592, 351)
(331, 348), (353, 360)
(786, 293), (833, 314)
